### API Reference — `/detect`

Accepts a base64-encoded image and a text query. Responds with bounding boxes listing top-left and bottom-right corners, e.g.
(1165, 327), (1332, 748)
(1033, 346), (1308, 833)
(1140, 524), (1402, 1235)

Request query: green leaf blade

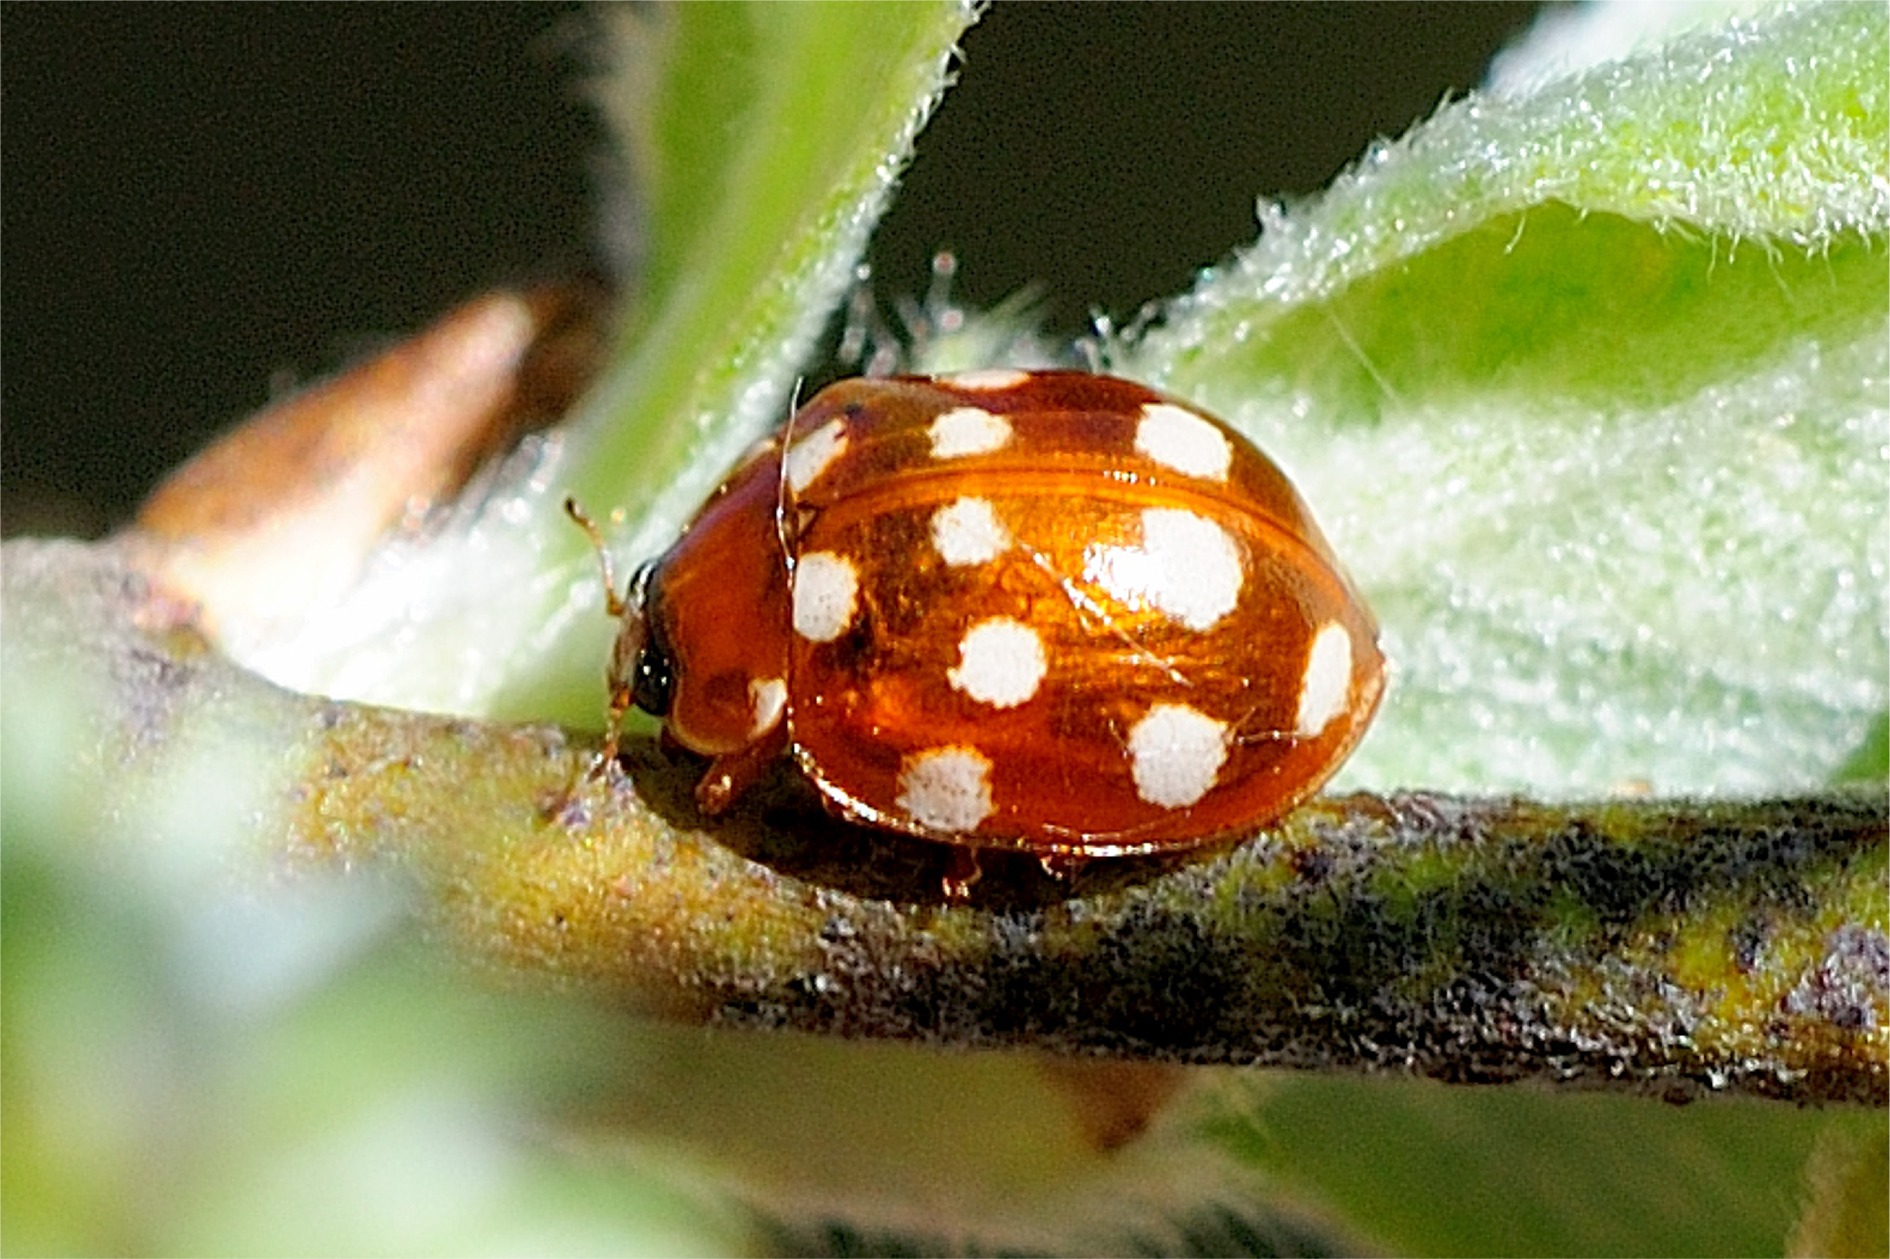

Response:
(1215, 1078), (1882, 1258)
(1122, 2), (1889, 798)
(571, 1), (974, 545)
(266, 3), (975, 723)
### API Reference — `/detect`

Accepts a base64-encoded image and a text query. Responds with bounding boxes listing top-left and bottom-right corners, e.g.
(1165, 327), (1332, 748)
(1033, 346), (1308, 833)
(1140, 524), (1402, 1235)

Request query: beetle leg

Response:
(1038, 851), (1087, 882)
(694, 727), (789, 815)
(940, 847), (983, 902)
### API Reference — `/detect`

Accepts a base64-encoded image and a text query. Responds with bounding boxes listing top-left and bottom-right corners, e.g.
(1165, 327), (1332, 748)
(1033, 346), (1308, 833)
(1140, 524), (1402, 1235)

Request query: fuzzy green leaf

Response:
(1119, 0), (1888, 799)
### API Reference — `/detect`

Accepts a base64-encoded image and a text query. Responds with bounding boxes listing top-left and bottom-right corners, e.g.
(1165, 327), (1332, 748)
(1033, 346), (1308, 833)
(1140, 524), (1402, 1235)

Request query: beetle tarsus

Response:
(1038, 851), (1087, 882)
(694, 733), (786, 816)
(940, 848), (983, 901)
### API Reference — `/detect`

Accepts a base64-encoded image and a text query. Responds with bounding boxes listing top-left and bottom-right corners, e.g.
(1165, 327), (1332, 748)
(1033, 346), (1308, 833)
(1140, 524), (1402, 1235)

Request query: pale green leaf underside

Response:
(565, 3), (972, 532)
(1119, 0), (1888, 797)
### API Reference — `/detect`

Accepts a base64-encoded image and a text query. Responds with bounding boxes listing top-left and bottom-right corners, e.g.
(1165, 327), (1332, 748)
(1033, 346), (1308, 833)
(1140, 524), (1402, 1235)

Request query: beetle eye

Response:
(634, 643), (674, 716)
(631, 565), (676, 717)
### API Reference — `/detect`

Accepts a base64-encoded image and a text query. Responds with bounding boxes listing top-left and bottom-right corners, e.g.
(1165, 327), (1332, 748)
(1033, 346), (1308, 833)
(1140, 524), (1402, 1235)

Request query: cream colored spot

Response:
(929, 406), (1013, 458)
(930, 496), (1011, 567)
(749, 676), (788, 738)
(896, 746), (995, 833)
(1127, 703), (1229, 808)
(1294, 622), (1354, 737)
(1135, 403), (1233, 481)
(943, 368), (1029, 392)
(947, 617), (1046, 709)
(791, 551), (859, 642)
(1082, 508), (1243, 631)
(784, 418), (847, 494)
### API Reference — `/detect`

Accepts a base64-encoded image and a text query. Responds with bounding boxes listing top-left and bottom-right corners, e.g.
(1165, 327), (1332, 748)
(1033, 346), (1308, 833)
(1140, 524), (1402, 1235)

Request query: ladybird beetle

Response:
(572, 370), (1383, 864)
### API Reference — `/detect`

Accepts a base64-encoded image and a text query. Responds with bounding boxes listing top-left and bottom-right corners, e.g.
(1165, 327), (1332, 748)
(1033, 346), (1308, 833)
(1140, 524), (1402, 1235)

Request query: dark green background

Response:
(3, 3), (1534, 535)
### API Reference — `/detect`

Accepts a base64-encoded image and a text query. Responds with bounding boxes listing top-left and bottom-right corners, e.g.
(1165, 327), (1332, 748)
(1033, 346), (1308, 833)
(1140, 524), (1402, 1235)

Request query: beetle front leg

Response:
(940, 847), (983, 901)
(695, 727), (789, 815)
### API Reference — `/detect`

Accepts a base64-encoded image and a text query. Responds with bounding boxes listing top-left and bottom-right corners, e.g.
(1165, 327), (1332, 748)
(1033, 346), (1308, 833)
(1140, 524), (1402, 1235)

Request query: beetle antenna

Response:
(564, 495), (641, 771)
(565, 496), (627, 618)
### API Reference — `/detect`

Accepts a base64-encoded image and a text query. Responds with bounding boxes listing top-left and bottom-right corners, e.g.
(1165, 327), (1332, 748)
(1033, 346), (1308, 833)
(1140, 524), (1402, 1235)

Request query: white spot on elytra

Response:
(749, 676), (788, 738)
(947, 617), (1046, 709)
(1135, 403), (1232, 481)
(1294, 622), (1353, 737)
(1127, 703), (1229, 808)
(785, 418), (847, 493)
(1082, 508), (1243, 631)
(791, 551), (859, 642)
(929, 407), (1013, 458)
(896, 746), (995, 833)
(943, 368), (1029, 392)
(930, 496), (1011, 567)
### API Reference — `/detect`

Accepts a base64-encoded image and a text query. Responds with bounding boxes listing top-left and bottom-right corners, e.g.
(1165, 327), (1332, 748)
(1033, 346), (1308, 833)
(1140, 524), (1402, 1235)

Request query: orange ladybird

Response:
(576, 370), (1384, 860)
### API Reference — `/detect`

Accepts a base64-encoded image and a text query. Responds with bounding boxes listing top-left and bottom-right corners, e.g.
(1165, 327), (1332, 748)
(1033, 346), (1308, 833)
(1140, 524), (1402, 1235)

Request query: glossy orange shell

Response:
(640, 371), (1384, 856)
